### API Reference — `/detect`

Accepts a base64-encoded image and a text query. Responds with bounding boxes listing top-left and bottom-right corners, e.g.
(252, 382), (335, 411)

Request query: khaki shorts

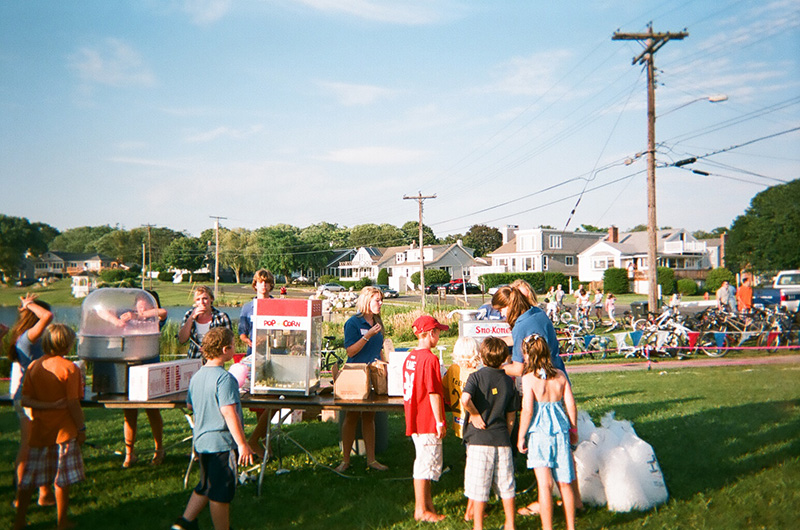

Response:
(411, 433), (442, 481)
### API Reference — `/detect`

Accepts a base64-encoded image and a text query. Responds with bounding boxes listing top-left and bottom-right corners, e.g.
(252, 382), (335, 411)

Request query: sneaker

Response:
(171, 517), (199, 530)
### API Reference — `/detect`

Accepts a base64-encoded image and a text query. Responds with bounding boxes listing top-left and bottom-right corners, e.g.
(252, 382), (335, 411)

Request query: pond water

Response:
(0, 305), (239, 328)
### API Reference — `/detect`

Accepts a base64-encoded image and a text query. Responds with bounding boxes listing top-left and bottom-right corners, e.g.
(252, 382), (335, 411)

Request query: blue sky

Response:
(1, 0), (798, 239)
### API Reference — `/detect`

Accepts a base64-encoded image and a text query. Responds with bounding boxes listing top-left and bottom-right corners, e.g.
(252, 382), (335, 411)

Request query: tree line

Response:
(1, 179), (797, 284)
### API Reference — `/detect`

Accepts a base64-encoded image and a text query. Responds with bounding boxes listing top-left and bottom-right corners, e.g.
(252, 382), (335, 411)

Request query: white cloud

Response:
(106, 156), (187, 169)
(68, 39), (155, 89)
(481, 50), (573, 96)
(184, 125), (264, 143)
(181, 0), (232, 24)
(318, 81), (399, 106)
(292, 0), (459, 25)
(319, 146), (431, 165)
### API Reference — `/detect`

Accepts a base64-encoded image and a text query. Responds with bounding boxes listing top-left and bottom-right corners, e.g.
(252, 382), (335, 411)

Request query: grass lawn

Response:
(2, 362), (798, 529)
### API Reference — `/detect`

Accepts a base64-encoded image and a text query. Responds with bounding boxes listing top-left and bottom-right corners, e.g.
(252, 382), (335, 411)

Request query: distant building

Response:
(34, 251), (119, 278)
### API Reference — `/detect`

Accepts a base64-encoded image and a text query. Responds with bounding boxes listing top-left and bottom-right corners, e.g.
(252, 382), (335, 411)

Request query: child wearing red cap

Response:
(403, 314), (449, 523)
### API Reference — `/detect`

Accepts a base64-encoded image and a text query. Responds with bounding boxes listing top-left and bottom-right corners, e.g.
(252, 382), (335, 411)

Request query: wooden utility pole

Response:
(613, 24), (687, 312)
(209, 215), (227, 301)
(403, 193), (436, 310)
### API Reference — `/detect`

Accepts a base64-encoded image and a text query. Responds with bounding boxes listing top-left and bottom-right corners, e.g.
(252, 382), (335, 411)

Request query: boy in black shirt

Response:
(460, 336), (518, 530)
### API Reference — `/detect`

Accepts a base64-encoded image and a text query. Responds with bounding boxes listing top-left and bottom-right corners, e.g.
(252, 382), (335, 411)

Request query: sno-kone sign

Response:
(459, 320), (512, 341)
(254, 298), (322, 330)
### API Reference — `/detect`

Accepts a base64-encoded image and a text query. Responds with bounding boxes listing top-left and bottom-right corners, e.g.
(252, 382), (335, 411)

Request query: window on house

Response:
(523, 257), (534, 271)
(592, 258), (609, 270)
(564, 256), (575, 266)
(542, 255), (549, 270)
(549, 235), (562, 249)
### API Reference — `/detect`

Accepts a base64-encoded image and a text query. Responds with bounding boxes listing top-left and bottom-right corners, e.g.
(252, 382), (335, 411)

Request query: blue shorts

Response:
(526, 431), (575, 483)
(194, 450), (238, 503)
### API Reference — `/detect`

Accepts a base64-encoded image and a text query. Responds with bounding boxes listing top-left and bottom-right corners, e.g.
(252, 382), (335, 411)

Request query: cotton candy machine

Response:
(77, 288), (161, 394)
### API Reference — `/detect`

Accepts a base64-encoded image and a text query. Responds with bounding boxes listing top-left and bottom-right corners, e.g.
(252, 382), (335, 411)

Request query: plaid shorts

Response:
(411, 433), (442, 481)
(19, 440), (85, 489)
(464, 444), (516, 502)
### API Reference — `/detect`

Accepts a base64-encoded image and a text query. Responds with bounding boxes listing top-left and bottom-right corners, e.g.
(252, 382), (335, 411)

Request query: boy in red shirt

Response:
(14, 323), (85, 530)
(403, 314), (449, 523)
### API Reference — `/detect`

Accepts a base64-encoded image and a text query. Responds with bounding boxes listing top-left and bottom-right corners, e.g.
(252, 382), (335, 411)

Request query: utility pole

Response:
(613, 24), (687, 312)
(143, 224), (154, 290)
(209, 215), (227, 301)
(403, 193), (436, 310)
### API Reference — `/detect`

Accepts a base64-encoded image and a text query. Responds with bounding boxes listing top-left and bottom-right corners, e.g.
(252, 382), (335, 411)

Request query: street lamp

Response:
(657, 94), (728, 118)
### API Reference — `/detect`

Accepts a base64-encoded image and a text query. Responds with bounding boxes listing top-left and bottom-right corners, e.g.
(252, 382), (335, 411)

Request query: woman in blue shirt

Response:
(336, 286), (388, 472)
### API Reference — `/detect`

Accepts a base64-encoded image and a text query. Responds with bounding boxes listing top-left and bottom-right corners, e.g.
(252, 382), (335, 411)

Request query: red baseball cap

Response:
(412, 315), (449, 335)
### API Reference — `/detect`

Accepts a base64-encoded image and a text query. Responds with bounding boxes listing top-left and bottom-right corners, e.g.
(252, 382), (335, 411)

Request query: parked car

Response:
(376, 284), (398, 298)
(425, 283), (446, 294)
(446, 282), (482, 294)
(318, 282), (345, 292)
(753, 270), (800, 311)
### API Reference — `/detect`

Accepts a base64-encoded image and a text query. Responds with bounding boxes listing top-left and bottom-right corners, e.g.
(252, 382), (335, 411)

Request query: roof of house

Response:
(41, 251), (114, 262)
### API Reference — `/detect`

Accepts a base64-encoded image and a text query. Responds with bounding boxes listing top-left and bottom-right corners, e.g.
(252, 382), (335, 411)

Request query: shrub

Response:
(410, 269), (450, 288)
(478, 272), (574, 294)
(705, 267), (735, 293)
(99, 268), (137, 283)
(377, 268), (389, 285)
(192, 273), (212, 283)
(603, 268), (629, 294)
(158, 270), (174, 282)
(677, 278), (698, 296)
(318, 274), (337, 285)
(657, 267), (676, 296)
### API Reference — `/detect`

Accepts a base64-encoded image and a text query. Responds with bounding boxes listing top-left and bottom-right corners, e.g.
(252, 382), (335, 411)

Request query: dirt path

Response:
(566, 354), (800, 373)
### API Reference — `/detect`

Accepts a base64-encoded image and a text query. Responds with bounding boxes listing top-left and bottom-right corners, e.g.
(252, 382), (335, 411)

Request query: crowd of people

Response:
(8, 275), (755, 529)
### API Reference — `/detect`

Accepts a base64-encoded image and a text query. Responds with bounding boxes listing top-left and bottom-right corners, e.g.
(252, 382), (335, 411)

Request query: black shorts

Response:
(194, 450), (238, 503)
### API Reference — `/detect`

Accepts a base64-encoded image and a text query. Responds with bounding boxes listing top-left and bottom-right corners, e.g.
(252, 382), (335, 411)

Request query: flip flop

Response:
(517, 505), (540, 516)
(366, 460), (388, 471)
(334, 462), (350, 473)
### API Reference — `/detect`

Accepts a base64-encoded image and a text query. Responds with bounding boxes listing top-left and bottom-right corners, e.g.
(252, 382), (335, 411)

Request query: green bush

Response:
(677, 277), (698, 295)
(99, 268), (137, 283)
(477, 272), (571, 294)
(705, 267), (735, 293)
(603, 268), (629, 294)
(657, 267), (676, 296)
(158, 270), (175, 282)
(318, 274), (337, 285)
(377, 268), (389, 285)
(192, 273), (211, 283)
(410, 269), (450, 288)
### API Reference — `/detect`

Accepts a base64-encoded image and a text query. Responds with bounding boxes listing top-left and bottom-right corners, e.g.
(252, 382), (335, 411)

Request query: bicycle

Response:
(320, 335), (346, 375)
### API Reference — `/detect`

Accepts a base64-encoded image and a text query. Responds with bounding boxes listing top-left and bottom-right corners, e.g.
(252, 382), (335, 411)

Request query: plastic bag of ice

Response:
(574, 440), (606, 506)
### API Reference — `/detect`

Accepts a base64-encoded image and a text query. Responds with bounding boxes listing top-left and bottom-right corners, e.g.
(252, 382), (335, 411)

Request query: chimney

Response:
(457, 239), (463, 247)
(608, 226), (619, 243)
(501, 224), (519, 245)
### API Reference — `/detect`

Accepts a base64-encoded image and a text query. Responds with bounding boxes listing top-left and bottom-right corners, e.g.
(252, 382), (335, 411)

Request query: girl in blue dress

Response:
(517, 335), (578, 530)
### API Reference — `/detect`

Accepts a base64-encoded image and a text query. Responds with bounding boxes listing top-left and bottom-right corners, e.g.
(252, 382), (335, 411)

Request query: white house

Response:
(477, 226), (605, 278)
(578, 227), (713, 293)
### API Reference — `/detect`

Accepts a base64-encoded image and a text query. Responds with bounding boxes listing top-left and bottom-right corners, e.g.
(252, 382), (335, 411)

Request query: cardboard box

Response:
(369, 360), (388, 395)
(334, 363), (371, 400)
(387, 350), (411, 397)
(128, 359), (202, 401)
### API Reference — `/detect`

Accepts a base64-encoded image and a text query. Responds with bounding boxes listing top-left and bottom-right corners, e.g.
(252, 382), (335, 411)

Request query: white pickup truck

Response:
(754, 270), (800, 311)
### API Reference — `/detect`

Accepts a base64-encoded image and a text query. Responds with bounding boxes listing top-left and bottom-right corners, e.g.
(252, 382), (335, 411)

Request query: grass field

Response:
(2, 362), (798, 529)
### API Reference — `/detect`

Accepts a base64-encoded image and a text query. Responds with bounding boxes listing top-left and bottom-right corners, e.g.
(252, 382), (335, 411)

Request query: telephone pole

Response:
(403, 193), (436, 310)
(209, 215), (227, 301)
(613, 24), (687, 312)
(143, 224), (155, 290)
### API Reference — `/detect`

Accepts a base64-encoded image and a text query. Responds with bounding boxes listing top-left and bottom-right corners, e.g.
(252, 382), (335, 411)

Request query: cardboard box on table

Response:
(128, 359), (202, 401)
(334, 363), (371, 400)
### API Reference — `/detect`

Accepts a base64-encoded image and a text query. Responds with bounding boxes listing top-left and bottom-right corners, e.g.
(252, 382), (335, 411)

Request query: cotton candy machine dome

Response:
(77, 288), (161, 362)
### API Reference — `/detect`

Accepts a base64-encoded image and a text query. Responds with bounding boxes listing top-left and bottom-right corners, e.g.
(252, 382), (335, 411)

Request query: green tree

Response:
(297, 222), (345, 276)
(0, 215), (59, 283)
(348, 223), (404, 247)
(377, 268), (389, 285)
(692, 227), (727, 240)
(705, 267), (735, 293)
(49, 225), (115, 253)
(256, 224), (301, 280)
(438, 233), (464, 245)
(578, 224), (607, 233)
(463, 225), (502, 257)
(400, 221), (437, 246)
(162, 236), (205, 282)
(219, 228), (253, 283)
(95, 228), (145, 264)
(726, 179), (800, 271)
(628, 224), (648, 232)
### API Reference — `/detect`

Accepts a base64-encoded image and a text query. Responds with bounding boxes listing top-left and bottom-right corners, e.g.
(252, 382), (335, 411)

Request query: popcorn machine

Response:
(249, 299), (322, 395)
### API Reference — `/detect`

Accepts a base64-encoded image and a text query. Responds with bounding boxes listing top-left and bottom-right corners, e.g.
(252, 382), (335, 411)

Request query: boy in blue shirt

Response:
(173, 327), (253, 530)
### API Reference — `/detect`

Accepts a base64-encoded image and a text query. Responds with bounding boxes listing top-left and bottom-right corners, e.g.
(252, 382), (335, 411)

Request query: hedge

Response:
(603, 268), (629, 294)
(477, 272), (570, 294)
(677, 277), (698, 295)
(657, 267), (676, 296)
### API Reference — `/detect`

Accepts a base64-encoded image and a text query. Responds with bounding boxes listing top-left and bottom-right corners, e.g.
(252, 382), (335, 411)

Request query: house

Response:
(34, 251), (119, 278)
(477, 225), (605, 278)
(323, 242), (484, 292)
(578, 227), (713, 293)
